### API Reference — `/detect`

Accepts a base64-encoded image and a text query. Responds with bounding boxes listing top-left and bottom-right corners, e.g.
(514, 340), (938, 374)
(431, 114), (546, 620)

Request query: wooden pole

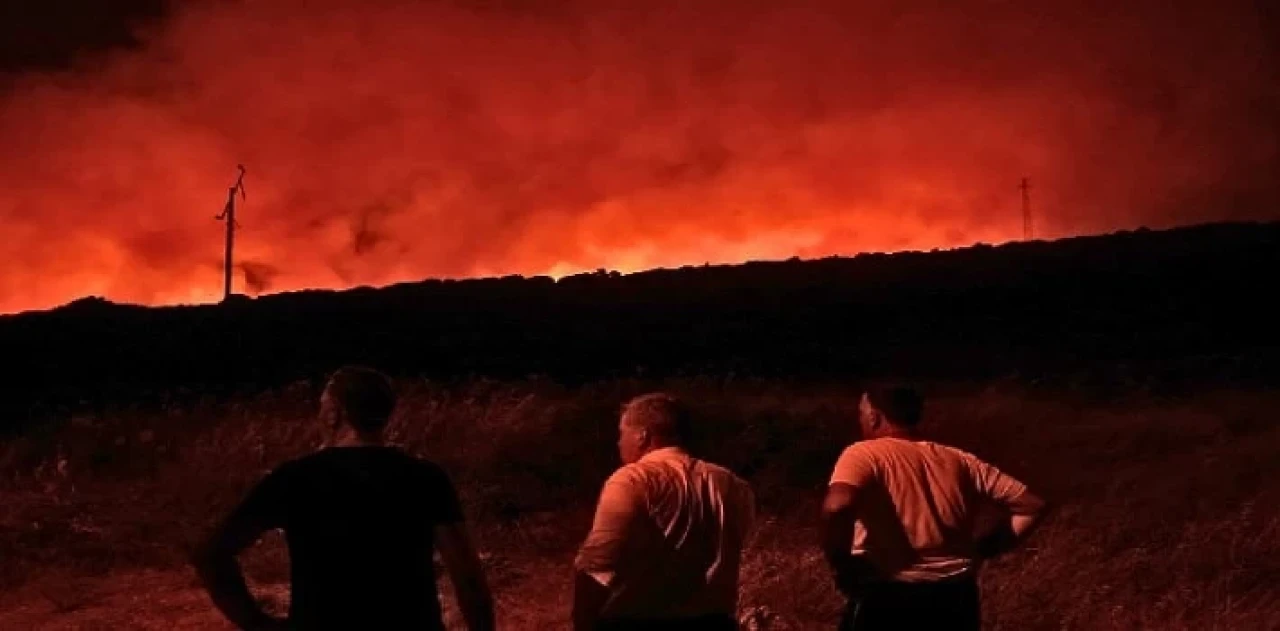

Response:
(1020, 177), (1032, 240)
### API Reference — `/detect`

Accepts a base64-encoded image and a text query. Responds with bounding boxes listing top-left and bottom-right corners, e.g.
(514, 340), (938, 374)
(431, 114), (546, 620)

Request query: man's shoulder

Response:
(380, 448), (455, 483)
(265, 451), (323, 477)
(286, 447), (450, 479)
(829, 439), (900, 484)
(917, 441), (984, 465)
(843, 437), (949, 458)
(383, 447), (447, 472)
(254, 450), (342, 488)
(835, 438), (887, 461)
(606, 454), (684, 488)
(695, 457), (749, 485)
(607, 460), (653, 486)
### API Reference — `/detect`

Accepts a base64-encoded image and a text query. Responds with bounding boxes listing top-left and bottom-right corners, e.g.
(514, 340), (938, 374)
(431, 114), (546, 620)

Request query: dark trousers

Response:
(840, 575), (980, 631)
(597, 613), (738, 631)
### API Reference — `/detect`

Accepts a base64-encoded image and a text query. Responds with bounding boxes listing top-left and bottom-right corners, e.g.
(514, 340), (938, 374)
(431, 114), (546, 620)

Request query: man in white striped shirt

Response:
(574, 393), (756, 631)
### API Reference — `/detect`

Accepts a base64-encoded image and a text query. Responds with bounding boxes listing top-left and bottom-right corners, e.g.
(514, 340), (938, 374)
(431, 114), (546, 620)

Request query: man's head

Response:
(319, 365), (397, 440)
(858, 385), (924, 439)
(616, 392), (691, 464)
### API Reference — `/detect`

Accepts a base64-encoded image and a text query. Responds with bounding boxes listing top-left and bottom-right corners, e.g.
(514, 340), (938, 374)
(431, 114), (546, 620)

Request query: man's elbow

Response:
(1007, 496), (1051, 543)
(1024, 496), (1051, 520)
(1008, 490), (1050, 517)
(1023, 498), (1052, 532)
(1031, 496), (1051, 517)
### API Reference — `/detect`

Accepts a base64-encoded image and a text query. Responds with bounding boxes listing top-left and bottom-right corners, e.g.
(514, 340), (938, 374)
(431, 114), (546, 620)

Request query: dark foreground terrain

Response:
(1, 222), (1278, 628)
(1, 379), (1277, 629)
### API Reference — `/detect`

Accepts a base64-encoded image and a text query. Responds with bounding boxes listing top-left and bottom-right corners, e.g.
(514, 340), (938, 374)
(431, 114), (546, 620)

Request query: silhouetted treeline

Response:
(2, 221), (1277, 431)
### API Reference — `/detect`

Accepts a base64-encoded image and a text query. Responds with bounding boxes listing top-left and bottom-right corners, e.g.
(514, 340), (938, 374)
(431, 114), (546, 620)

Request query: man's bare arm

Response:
(821, 482), (879, 596)
(435, 521), (495, 631)
(191, 513), (283, 631)
(572, 473), (642, 630)
(977, 489), (1050, 559)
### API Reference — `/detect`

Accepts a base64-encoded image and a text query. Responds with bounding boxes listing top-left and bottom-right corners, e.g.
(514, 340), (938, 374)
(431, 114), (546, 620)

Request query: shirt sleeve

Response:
(829, 443), (878, 488)
(960, 452), (1032, 511)
(227, 464), (293, 531)
(574, 469), (644, 587)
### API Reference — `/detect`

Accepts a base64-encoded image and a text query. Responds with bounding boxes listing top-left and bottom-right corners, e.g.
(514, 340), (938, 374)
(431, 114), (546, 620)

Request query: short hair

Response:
(621, 392), (692, 444)
(866, 385), (924, 427)
(325, 365), (397, 434)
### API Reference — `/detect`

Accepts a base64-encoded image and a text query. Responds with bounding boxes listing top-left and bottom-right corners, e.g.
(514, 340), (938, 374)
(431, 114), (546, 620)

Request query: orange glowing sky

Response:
(1, 0), (1277, 314)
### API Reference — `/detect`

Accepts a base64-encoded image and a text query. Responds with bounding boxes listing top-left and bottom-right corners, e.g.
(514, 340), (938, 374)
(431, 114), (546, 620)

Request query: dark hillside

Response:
(3, 220), (1277, 427)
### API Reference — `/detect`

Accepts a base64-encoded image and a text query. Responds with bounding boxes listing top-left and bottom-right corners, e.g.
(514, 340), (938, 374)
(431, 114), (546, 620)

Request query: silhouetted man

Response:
(822, 386), (1049, 630)
(193, 366), (494, 631)
(574, 393), (756, 631)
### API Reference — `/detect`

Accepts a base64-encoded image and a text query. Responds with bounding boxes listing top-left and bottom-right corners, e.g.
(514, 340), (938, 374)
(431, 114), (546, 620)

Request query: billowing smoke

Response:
(1, 0), (1276, 313)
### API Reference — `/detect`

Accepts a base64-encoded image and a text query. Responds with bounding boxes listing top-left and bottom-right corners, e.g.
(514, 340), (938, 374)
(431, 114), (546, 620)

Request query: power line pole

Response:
(214, 164), (247, 301)
(1019, 176), (1033, 240)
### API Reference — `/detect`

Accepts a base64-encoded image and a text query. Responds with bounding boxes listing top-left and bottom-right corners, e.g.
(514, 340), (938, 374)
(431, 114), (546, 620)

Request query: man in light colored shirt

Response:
(821, 385), (1049, 630)
(574, 392), (756, 631)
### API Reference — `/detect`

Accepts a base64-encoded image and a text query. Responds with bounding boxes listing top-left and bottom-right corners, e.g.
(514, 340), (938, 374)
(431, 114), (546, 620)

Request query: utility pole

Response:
(1019, 176), (1033, 240)
(215, 164), (247, 301)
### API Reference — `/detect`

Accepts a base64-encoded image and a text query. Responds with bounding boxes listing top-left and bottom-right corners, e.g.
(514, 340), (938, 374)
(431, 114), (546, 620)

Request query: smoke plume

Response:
(1, 0), (1276, 313)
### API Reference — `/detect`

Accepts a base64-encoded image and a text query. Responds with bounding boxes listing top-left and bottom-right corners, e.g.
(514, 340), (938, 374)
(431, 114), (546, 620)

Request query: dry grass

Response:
(2, 378), (1278, 629)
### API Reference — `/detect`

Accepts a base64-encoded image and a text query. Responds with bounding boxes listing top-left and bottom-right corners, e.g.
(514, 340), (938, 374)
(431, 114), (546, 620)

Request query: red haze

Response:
(1, 0), (1276, 313)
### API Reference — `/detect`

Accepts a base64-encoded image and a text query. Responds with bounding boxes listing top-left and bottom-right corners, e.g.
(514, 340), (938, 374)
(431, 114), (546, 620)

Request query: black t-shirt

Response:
(232, 446), (463, 630)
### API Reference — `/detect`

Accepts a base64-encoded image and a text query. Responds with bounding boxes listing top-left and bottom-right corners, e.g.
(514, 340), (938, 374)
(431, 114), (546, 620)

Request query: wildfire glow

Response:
(1, 0), (1276, 314)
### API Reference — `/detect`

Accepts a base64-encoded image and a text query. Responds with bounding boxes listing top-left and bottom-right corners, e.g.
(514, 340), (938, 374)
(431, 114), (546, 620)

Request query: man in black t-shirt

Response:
(193, 366), (494, 631)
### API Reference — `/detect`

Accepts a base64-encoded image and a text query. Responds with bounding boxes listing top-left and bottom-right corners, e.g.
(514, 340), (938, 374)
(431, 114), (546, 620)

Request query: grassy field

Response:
(1, 377), (1278, 630)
